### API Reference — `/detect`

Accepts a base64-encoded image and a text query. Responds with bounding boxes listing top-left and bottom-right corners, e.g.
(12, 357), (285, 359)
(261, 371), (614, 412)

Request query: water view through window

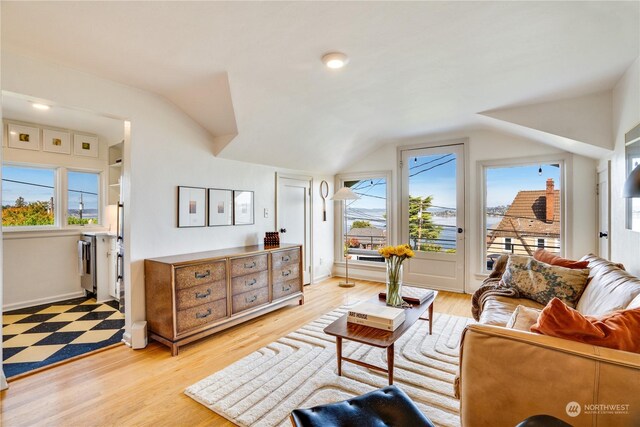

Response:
(344, 177), (387, 263)
(68, 171), (99, 225)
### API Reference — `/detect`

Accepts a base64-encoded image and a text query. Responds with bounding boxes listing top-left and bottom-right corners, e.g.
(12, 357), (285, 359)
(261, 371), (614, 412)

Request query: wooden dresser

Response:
(144, 244), (304, 355)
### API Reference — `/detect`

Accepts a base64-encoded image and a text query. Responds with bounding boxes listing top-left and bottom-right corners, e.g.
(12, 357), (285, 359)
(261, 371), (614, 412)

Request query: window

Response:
(2, 165), (56, 228)
(338, 173), (390, 264)
(483, 161), (563, 271)
(67, 171), (100, 225)
(2, 163), (101, 230)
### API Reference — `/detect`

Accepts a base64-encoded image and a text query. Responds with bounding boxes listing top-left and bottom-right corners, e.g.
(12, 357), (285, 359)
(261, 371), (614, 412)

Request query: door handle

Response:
(280, 228), (287, 233)
(599, 232), (608, 238)
(457, 228), (463, 233)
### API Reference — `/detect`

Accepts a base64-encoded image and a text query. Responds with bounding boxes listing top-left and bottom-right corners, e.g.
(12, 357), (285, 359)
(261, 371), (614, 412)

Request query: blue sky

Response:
(343, 158), (561, 211)
(2, 166), (99, 211)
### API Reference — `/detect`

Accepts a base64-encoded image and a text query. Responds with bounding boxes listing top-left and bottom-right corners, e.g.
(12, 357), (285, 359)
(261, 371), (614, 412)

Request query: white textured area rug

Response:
(185, 307), (473, 427)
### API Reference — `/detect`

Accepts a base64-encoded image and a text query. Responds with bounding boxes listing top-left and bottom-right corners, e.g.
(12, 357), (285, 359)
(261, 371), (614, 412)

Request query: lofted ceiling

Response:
(1, 1), (638, 173)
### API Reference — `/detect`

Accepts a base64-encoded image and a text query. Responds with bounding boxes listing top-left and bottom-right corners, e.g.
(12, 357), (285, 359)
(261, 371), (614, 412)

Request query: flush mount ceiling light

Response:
(322, 52), (349, 69)
(32, 103), (50, 110)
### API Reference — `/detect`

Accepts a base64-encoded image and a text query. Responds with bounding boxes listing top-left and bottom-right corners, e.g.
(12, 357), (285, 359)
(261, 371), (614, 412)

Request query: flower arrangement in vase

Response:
(378, 244), (415, 307)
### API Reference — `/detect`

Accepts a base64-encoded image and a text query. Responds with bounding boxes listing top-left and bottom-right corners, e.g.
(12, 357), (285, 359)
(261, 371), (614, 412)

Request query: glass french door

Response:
(400, 144), (465, 292)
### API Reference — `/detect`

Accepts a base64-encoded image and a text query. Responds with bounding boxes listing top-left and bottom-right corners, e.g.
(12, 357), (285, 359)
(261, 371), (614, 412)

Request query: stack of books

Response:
(378, 286), (434, 305)
(347, 302), (405, 331)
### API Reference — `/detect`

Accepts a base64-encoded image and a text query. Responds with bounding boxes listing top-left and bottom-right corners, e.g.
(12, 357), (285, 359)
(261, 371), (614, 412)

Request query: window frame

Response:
(335, 170), (392, 268)
(2, 161), (104, 232)
(478, 154), (571, 275)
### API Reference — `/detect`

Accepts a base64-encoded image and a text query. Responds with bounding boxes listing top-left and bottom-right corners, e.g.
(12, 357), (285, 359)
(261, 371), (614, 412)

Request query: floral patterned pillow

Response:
(502, 255), (589, 308)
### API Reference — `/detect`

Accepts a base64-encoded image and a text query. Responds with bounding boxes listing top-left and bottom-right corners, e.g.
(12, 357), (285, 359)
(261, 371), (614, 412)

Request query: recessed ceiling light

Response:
(32, 103), (50, 110)
(322, 52), (349, 69)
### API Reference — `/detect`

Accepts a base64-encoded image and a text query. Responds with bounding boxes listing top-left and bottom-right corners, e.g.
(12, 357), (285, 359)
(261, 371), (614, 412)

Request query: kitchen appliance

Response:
(78, 234), (96, 295)
(116, 202), (125, 313)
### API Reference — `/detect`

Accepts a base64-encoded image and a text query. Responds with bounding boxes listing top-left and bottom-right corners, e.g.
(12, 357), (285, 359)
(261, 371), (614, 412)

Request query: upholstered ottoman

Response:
(289, 385), (435, 427)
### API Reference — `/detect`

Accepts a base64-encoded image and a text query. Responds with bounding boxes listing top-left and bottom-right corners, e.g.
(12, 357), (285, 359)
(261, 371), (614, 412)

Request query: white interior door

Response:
(400, 144), (465, 292)
(598, 165), (610, 259)
(277, 175), (311, 284)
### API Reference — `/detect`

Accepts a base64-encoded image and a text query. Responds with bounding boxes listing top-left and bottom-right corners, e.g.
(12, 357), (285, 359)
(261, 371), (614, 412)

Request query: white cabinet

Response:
(93, 233), (118, 303)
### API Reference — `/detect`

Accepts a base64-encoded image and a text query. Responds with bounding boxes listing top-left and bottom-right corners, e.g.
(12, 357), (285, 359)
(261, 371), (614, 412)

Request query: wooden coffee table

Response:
(323, 291), (437, 385)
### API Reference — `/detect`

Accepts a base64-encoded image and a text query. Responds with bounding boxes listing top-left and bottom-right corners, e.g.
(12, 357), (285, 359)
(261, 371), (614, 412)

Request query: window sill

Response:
(3, 227), (109, 240)
(334, 261), (386, 271)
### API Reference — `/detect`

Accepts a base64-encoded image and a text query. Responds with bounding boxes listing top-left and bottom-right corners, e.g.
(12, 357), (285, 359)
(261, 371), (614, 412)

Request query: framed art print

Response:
(208, 188), (233, 226)
(74, 134), (99, 158)
(178, 186), (206, 227)
(8, 124), (40, 151)
(43, 128), (71, 154)
(233, 190), (254, 225)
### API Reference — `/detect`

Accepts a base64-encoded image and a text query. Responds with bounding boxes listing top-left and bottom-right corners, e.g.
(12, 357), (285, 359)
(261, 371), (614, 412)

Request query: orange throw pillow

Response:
(531, 298), (640, 353)
(534, 249), (589, 269)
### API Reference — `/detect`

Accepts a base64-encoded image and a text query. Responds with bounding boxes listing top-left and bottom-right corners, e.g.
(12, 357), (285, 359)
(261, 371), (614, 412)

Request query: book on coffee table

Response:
(378, 286), (435, 305)
(347, 302), (405, 331)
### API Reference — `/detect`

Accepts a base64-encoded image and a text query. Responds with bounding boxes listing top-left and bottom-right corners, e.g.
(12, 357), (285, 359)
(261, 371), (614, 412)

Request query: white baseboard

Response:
(122, 331), (132, 348)
(312, 272), (332, 283)
(2, 291), (86, 312)
(0, 369), (8, 390)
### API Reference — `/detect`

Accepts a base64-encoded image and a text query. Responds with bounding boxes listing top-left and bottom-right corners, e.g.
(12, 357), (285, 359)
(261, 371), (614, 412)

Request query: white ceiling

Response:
(1, 1), (638, 173)
(2, 92), (125, 145)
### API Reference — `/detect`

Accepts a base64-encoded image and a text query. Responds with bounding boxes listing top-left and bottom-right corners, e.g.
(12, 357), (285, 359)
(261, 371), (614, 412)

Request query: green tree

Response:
(408, 195), (442, 251)
(351, 220), (371, 228)
(15, 196), (26, 208)
(2, 201), (54, 226)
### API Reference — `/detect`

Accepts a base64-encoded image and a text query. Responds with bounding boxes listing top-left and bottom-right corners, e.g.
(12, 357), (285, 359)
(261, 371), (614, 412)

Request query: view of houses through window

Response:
(2, 164), (100, 228)
(343, 177), (387, 263)
(485, 162), (562, 270)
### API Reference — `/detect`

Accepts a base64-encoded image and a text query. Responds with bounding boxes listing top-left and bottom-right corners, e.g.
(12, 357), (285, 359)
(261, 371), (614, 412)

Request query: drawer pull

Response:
(246, 279), (257, 287)
(244, 261), (257, 269)
(281, 255), (291, 262)
(194, 270), (211, 279)
(245, 295), (258, 303)
(282, 270), (292, 277)
(282, 285), (292, 292)
(196, 308), (212, 319)
(195, 289), (211, 299)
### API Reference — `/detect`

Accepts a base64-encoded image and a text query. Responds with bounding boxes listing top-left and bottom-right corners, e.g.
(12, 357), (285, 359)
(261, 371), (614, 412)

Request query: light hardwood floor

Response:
(0, 278), (472, 426)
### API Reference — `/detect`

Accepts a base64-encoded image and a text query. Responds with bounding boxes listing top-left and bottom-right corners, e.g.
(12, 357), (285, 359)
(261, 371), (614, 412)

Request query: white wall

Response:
(2, 127), (111, 309)
(602, 57), (640, 275)
(336, 129), (598, 292)
(0, 52), (334, 342)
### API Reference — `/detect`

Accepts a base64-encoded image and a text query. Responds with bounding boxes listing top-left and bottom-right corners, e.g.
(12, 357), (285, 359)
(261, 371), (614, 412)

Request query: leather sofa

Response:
(456, 254), (640, 427)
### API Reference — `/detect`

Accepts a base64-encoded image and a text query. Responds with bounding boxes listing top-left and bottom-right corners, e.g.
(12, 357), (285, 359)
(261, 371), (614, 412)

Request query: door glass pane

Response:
(485, 163), (561, 270)
(2, 165), (56, 227)
(408, 153), (457, 253)
(68, 171), (100, 225)
(344, 177), (387, 263)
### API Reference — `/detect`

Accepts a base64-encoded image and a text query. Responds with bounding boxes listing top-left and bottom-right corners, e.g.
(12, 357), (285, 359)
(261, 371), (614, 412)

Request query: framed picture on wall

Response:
(43, 128), (71, 154)
(178, 186), (206, 227)
(8, 124), (40, 151)
(233, 190), (254, 225)
(74, 134), (99, 157)
(208, 188), (233, 226)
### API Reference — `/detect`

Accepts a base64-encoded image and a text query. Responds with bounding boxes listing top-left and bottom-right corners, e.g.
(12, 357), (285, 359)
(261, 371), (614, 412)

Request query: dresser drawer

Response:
(176, 279), (226, 311)
(230, 254), (268, 277)
(232, 286), (269, 314)
(273, 278), (302, 300)
(175, 261), (226, 290)
(271, 248), (300, 270)
(272, 263), (300, 284)
(176, 298), (227, 334)
(231, 270), (268, 296)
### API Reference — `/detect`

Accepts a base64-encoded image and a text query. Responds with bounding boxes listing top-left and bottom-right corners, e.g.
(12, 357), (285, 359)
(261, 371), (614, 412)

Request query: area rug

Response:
(185, 306), (473, 427)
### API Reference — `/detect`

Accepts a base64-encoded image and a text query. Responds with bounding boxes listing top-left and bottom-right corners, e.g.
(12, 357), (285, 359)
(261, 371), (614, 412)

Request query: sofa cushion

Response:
(576, 254), (640, 315)
(506, 305), (542, 331)
(533, 249), (589, 269)
(479, 295), (545, 326)
(531, 297), (640, 353)
(628, 294), (640, 310)
(502, 255), (589, 308)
